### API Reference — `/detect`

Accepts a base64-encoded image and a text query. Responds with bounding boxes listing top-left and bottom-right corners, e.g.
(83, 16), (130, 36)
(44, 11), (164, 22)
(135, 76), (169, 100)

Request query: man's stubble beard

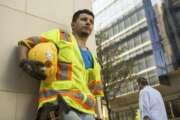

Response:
(78, 31), (90, 38)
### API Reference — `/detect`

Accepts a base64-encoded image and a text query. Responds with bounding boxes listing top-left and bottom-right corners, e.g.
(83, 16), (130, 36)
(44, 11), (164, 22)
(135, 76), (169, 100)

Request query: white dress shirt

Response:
(139, 86), (168, 120)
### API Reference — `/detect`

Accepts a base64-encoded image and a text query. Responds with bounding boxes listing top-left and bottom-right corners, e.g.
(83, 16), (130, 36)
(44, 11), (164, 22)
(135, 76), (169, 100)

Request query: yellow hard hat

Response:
(28, 42), (57, 82)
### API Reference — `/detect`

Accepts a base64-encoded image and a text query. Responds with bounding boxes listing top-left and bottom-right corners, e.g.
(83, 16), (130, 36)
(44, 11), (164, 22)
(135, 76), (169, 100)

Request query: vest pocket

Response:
(58, 40), (74, 63)
(56, 62), (72, 81)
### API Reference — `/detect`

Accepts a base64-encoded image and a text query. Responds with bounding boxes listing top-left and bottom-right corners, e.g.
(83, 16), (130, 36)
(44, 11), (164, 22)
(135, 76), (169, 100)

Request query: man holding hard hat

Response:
(18, 9), (103, 120)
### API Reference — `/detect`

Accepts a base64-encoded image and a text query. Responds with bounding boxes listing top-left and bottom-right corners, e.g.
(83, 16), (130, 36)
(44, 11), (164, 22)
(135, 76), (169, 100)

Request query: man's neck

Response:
(74, 33), (88, 48)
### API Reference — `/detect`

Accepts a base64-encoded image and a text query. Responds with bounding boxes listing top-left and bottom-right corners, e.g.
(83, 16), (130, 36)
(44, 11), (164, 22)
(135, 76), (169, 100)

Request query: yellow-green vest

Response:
(28, 29), (104, 115)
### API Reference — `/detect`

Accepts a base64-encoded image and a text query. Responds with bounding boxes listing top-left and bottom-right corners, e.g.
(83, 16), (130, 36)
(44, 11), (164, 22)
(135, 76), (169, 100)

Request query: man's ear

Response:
(71, 22), (75, 30)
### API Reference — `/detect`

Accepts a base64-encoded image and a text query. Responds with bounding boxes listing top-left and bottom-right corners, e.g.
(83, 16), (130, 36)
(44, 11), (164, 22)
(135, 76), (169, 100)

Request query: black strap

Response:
(36, 95), (71, 120)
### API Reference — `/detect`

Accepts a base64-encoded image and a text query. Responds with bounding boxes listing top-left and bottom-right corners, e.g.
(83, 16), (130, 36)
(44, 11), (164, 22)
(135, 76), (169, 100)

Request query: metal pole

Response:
(169, 101), (175, 119)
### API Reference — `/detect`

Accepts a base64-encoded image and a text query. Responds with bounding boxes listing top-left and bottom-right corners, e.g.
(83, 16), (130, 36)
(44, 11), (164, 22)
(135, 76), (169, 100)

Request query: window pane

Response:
(134, 34), (142, 46)
(124, 17), (131, 28)
(128, 38), (135, 49)
(138, 58), (146, 71)
(142, 30), (151, 42)
(137, 9), (145, 21)
(145, 54), (155, 68)
(131, 13), (137, 24)
(133, 62), (139, 73)
(118, 21), (125, 32)
(104, 30), (109, 40)
(113, 24), (119, 35)
(148, 70), (158, 85)
(108, 28), (113, 38)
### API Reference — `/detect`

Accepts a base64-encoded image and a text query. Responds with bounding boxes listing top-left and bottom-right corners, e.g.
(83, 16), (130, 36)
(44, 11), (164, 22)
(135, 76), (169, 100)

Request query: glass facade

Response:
(95, 4), (161, 100)
(96, 7), (146, 42)
(93, 0), (143, 31)
(99, 28), (151, 62)
(93, 0), (180, 120)
(95, 0), (171, 102)
(144, 0), (168, 77)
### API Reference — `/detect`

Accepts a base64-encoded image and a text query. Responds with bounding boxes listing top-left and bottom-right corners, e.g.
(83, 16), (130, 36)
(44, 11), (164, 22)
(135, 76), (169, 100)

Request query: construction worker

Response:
(18, 9), (104, 120)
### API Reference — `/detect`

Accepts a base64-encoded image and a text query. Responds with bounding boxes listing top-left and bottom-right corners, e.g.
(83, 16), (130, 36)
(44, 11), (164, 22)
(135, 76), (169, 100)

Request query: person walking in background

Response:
(137, 77), (168, 120)
(18, 9), (103, 120)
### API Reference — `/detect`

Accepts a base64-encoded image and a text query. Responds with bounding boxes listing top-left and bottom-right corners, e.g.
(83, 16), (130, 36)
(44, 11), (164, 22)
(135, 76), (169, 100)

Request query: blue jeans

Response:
(63, 110), (95, 120)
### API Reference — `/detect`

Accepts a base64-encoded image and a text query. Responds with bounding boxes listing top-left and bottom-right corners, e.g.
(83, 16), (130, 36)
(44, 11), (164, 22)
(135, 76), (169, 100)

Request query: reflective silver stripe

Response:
(40, 90), (84, 102)
(39, 89), (95, 109)
(64, 32), (68, 41)
(85, 97), (95, 108)
(60, 63), (69, 80)
(74, 93), (84, 100)
(40, 90), (71, 99)
(56, 62), (72, 80)
(60, 31), (70, 42)
(40, 90), (58, 98)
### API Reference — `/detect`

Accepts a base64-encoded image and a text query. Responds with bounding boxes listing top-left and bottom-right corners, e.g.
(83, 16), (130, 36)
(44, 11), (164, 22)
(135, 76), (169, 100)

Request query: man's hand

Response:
(19, 59), (47, 80)
(95, 117), (102, 120)
(144, 116), (151, 120)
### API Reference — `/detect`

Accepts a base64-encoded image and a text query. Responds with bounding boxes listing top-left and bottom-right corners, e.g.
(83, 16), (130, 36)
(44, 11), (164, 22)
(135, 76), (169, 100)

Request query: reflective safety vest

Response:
(27, 29), (104, 115)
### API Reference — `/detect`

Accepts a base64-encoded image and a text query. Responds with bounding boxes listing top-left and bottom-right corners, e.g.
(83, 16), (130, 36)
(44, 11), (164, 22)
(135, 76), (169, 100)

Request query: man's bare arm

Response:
(18, 45), (29, 65)
(18, 44), (47, 80)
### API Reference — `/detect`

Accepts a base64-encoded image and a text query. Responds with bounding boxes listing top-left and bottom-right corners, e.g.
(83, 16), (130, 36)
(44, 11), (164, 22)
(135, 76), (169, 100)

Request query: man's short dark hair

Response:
(137, 77), (148, 86)
(72, 9), (94, 22)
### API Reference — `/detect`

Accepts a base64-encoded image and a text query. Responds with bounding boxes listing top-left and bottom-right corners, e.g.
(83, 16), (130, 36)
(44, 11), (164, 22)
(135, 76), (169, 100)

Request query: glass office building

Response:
(93, 0), (180, 119)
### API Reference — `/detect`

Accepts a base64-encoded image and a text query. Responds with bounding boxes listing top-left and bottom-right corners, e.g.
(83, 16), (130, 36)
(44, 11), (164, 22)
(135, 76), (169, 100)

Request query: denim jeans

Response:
(63, 110), (95, 120)
(36, 103), (95, 120)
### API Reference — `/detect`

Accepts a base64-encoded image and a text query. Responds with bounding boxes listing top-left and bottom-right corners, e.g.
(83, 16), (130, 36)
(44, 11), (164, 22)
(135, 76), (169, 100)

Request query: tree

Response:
(96, 32), (139, 120)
